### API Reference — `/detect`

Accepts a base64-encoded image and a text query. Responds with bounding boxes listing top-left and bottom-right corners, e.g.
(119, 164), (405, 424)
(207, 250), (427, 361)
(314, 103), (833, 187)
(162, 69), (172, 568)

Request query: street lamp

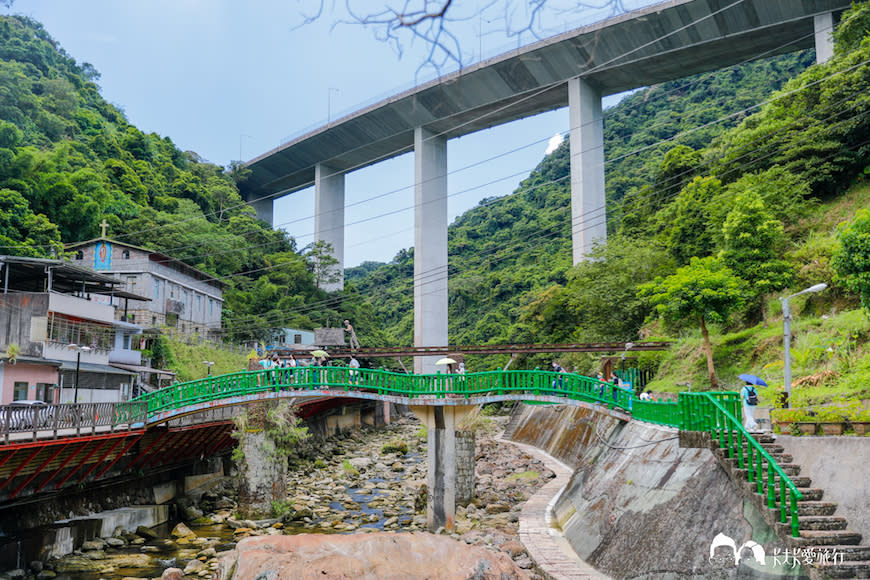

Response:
(67, 344), (92, 404)
(203, 361), (214, 376)
(621, 342), (635, 387)
(781, 283), (827, 407)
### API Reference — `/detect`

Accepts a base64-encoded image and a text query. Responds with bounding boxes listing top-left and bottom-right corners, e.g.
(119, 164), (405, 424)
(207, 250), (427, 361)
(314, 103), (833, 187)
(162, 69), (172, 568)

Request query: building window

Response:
(209, 299), (213, 316)
(152, 315), (157, 326)
(122, 250), (130, 259)
(13, 382), (28, 401)
(75, 251), (83, 260)
(294, 334), (302, 344)
(196, 294), (201, 311)
(36, 383), (55, 403)
(47, 312), (114, 350)
(123, 334), (131, 349)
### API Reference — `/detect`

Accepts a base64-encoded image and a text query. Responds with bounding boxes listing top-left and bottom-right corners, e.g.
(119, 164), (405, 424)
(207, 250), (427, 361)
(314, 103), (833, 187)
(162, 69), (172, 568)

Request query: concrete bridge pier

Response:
(411, 404), (474, 532)
(568, 76), (606, 264)
(413, 127), (449, 375)
(250, 196), (274, 227)
(314, 163), (346, 291)
(814, 12), (835, 64)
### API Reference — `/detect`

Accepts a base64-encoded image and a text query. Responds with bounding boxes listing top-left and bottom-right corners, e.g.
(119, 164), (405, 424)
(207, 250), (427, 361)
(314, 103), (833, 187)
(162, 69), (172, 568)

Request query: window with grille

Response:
(47, 313), (114, 349)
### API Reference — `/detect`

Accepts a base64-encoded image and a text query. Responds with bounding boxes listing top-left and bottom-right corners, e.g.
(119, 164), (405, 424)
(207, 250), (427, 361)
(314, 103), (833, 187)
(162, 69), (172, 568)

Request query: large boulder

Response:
(215, 533), (530, 580)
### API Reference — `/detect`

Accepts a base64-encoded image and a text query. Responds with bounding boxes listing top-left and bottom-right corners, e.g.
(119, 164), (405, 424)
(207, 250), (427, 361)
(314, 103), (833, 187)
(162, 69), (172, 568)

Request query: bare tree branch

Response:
(293, 0), (630, 77)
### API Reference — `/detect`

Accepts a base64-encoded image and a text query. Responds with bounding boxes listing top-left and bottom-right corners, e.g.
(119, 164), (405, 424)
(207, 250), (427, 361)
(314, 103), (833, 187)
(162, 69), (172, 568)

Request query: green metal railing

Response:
(680, 392), (803, 537)
(134, 367), (635, 415)
(133, 367), (802, 537)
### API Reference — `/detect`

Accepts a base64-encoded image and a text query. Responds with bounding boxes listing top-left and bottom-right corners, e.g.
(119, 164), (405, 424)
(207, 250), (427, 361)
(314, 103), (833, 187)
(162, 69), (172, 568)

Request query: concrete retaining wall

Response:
(455, 430), (475, 504)
(777, 435), (870, 541)
(508, 404), (801, 579)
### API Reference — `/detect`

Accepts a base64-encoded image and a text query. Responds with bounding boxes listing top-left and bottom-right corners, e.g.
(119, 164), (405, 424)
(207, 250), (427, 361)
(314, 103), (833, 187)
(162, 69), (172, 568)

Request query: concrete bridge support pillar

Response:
(237, 431), (287, 518)
(250, 197), (274, 227)
(411, 405), (475, 532)
(814, 13), (835, 64)
(314, 163), (345, 291)
(413, 127), (448, 374)
(568, 77), (606, 264)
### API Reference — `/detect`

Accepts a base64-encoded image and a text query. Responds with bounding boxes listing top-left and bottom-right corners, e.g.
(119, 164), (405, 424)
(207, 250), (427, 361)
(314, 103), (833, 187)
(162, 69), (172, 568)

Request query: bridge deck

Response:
(243, 0), (850, 198)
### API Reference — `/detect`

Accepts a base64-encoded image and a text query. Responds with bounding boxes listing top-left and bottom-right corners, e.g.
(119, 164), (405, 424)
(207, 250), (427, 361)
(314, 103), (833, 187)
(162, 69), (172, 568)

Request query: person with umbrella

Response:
(739, 374), (765, 431)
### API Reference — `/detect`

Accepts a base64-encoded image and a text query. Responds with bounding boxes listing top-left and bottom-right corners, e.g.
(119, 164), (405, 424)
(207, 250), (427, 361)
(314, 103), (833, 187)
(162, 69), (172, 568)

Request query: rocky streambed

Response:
(6, 412), (557, 580)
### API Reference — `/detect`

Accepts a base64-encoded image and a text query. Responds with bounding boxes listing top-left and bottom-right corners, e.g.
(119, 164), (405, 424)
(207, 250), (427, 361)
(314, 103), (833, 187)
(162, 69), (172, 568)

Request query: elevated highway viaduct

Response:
(241, 0), (849, 374)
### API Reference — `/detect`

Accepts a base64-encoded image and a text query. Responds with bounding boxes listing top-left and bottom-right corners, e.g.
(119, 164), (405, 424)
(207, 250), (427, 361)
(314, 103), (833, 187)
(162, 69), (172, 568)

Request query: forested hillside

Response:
(0, 15), (384, 346)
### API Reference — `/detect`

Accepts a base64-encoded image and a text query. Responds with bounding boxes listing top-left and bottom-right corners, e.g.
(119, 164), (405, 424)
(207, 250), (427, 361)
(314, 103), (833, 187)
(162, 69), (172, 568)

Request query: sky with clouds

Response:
(3, 0), (653, 265)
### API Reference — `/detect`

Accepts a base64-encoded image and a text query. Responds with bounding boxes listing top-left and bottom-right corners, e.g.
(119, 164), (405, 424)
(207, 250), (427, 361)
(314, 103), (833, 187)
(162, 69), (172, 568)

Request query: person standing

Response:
(741, 381), (760, 431)
(551, 361), (564, 391)
(348, 355), (361, 386)
(344, 319), (360, 351)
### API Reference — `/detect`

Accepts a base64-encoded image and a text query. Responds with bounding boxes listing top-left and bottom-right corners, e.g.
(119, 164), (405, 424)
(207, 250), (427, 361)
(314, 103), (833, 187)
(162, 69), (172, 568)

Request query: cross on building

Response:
(99, 219), (110, 238)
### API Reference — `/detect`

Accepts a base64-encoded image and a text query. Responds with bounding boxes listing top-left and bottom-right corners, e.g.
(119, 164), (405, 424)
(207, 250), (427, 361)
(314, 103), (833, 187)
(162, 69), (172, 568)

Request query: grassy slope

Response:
(168, 340), (249, 382)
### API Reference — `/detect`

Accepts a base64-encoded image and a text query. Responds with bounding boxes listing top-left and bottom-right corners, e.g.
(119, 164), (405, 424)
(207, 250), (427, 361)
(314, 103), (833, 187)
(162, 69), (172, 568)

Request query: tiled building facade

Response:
(67, 238), (224, 340)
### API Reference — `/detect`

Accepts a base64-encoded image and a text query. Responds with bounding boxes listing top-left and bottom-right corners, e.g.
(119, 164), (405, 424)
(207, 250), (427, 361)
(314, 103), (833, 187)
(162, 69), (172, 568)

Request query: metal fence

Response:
(0, 401), (147, 443)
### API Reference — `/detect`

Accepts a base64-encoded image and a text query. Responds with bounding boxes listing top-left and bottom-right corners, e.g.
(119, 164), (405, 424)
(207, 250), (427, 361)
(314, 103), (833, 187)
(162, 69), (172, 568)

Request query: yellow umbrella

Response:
(311, 350), (329, 358)
(435, 357), (457, 365)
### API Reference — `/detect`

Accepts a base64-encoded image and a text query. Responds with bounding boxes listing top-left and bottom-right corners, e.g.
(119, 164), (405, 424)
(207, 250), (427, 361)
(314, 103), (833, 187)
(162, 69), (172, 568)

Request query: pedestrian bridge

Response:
(0, 368), (803, 540)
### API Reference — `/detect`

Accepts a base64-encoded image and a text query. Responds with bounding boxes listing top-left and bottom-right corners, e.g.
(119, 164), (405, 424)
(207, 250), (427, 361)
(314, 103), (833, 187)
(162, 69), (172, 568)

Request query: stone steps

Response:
(814, 561), (870, 579)
(778, 516), (848, 531)
(786, 530), (863, 547)
(708, 432), (870, 579)
(777, 487), (824, 502)
(797, 501), (839, 517)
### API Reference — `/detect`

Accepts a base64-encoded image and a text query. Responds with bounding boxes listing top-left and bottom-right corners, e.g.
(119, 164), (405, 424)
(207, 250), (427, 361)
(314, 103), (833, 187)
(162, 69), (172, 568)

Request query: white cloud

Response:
(545, 133), (564, 155)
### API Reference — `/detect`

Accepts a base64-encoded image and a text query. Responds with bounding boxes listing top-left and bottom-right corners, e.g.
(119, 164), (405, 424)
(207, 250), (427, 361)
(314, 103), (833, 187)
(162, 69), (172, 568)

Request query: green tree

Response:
(638, 256), (746, 388)
(833, 208), (870, 313)
(719, 190), (792, 319)
(306, 240), (340, 289)
(833, 1), (870, 56)
(658, 176), (722, 264)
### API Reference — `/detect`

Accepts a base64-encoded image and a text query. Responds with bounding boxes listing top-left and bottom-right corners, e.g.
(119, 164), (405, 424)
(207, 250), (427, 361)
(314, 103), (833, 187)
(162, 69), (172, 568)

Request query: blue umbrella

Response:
(738, 373), (768, 386)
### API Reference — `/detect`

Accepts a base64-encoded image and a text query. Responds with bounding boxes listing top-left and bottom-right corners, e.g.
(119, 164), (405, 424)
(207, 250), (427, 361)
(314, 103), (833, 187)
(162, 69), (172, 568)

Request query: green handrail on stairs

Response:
(679, 392), (803, 537)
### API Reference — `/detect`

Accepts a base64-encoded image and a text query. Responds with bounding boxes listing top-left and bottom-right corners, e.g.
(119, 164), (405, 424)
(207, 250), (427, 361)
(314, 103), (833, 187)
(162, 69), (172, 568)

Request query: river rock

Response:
(54, 556), (105, 573)
(81, 539), (105, 551)
(135, 525), (159, 539)
(105, 537), (126, 548)
(172, 522), (196, 538)
(161, 568), (184, 580)
(348, 457), (372, 470)
(484, 503), (510, 514)
(185, 505), (204, 520)
(216, 533), (531, 579)
(183, 560), (206, 575)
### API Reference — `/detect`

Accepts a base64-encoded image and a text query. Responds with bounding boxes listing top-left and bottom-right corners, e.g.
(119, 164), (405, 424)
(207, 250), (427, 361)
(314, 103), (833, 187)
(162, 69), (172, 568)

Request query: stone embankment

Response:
(7, 413), (556, 580)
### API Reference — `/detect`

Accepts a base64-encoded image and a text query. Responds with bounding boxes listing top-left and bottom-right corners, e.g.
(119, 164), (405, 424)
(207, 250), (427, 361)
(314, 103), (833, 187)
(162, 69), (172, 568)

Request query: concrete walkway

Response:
(504, 438), (610, 580)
